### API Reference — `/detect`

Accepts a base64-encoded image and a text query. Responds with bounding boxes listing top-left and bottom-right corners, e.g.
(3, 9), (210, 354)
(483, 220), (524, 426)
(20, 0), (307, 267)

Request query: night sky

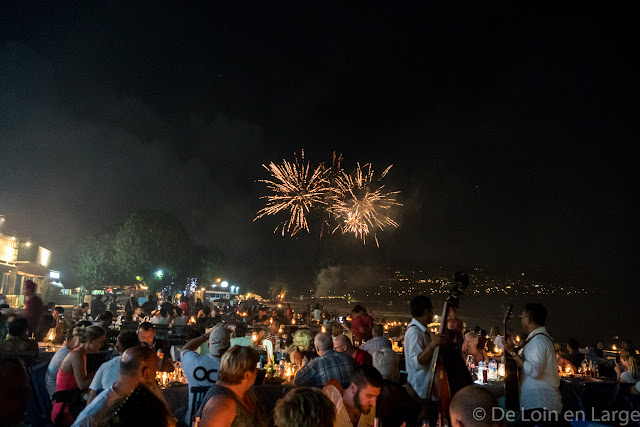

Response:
(1, 3), (638, 293)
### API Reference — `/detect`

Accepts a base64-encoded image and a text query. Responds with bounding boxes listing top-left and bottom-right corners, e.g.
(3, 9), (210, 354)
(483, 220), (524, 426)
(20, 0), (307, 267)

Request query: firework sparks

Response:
(254, 151), (330, 236)
(330, 163), (401, 246)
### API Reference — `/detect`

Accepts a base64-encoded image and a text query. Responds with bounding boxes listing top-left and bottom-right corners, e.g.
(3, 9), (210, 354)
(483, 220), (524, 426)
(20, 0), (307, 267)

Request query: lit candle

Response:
(321, 326), (326, 333)
(292, 319), (296, 325)
(252, 332), (257, 343)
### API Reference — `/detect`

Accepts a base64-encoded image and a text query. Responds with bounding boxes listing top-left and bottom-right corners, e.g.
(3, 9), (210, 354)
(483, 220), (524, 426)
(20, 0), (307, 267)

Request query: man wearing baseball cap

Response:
(180, 323), (231, 425)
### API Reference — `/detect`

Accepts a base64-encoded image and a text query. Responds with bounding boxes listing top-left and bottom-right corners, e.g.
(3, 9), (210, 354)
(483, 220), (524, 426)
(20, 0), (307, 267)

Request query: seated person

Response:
(360, 324), (392, 356)
(87, 331), (139, 403)
(372, 348), (420, 427)
(137, 322), (174, 373)
(149, 308), (171, 325)
(555, 342), (575, 372)
(566, 338), (583, 368)
(287, 329), (317, 366)
(615, 350), (640, 384)
(35, 313), (56, 341)
(295, 333), (355, 389)
(196, 346), (266, 427)
(74, 346), (160, 427)
(0, 317), (39, 356)
(229, 324), (252, 347)
(180, 324), (230, 425)
(274, 387), (335, 427)
(334, 334), (372, 366)
(322, 365), (382, 427)
(47, 321), (92, 399)
(96, 383), (176, 427)
(450, 385), (506, 427)
(587, 340), (615, 367)
(51, 325), (106, 426)
(462, 332), (487, 365)
(171, 307), (188, 326)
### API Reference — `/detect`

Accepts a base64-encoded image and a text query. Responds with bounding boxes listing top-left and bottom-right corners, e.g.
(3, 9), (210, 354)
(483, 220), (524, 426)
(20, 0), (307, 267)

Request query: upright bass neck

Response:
(426, 272), (469, 399)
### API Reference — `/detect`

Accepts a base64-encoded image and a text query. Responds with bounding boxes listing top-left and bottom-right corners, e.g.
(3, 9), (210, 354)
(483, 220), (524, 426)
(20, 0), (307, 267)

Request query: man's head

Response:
(80, 303), (89, 313)
(8, 318), (28, 338)
(235, 324), (246, 338)
(148, 294), (154, 302)
(134, 307), (143, 317)
(450, 385), (506, 427)
(100, 311), (113, 327)
(314, 333), (333, 356)
(218, 345), (259, 388)
(333, 334), (353, 353)
(270, 318), (280, 334)
(372, 348), (399, 381)
(352, 305), (363, 315)
(23, 279), (36, 296)
(53, 306), (64, 321)
(410, 295), (433, 324)
(116, 331), (140, 355)
(372, 324), (384, 338)
(96, 295), (103, 302)
(137, 322), (155, 345)
(208, 324), (231, 357)
(520, 303), (547, 332)
(120, 345), (160, 385)
(345, 365), (383, 416)
(274, 387), (336, 427)
(622, 339), (633, 351)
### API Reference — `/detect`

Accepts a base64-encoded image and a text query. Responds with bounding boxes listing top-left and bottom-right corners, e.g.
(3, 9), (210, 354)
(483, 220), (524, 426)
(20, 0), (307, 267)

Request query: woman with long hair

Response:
(51, 325), (106, 426)
(615, 350), (640, 383)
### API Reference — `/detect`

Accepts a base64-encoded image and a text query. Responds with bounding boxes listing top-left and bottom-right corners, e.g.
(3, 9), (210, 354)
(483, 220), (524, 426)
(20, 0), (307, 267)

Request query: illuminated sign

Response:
(50, 271), (60, 279)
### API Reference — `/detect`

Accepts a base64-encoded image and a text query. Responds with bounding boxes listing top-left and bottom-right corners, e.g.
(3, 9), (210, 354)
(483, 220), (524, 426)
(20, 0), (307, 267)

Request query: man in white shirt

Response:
(87, 331), (139, 404)
(180, 323), (230, 425)
(72, 345), (159, 427)
(505, 303), (562, 425)
(404, 295), (441, 401)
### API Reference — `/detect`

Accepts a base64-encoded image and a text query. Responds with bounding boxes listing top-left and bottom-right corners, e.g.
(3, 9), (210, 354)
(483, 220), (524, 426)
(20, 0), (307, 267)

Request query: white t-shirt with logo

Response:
(180, 350), (222, 424)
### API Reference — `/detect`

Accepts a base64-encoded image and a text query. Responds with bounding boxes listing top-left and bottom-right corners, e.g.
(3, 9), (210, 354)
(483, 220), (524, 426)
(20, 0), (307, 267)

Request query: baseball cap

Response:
(208, 324), (231, 356)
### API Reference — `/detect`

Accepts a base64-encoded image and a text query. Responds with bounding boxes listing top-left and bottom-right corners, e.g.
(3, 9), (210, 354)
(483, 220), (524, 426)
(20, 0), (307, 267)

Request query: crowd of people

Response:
(2, 283), (640, 427)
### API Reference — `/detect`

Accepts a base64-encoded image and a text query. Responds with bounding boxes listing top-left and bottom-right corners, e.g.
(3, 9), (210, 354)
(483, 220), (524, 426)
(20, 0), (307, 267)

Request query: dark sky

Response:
(1, 3), (638, 291)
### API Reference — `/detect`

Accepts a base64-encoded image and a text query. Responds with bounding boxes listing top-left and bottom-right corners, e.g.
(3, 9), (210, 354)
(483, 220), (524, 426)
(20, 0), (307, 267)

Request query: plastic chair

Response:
(190, 386), (212, 425)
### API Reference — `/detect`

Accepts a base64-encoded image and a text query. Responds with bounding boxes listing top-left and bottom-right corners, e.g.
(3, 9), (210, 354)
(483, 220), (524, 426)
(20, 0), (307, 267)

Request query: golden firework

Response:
(330, 163), (401, 246)
(254, 151), (330, 236)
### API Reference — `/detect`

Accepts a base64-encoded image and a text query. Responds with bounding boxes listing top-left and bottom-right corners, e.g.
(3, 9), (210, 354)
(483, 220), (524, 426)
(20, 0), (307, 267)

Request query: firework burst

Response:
(256, 152), (401, 245)
(330, 163), (401, 246)
(254, 151), (330, 236)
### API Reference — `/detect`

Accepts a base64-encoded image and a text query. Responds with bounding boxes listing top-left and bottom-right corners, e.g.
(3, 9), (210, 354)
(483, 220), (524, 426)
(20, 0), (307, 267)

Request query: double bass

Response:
(503, 304), (520, 411)
(425, 272), (472, 424)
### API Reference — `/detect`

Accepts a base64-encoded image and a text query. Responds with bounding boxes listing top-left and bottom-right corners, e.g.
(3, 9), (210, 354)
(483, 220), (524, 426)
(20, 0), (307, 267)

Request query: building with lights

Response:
(0, 232), (59, 306)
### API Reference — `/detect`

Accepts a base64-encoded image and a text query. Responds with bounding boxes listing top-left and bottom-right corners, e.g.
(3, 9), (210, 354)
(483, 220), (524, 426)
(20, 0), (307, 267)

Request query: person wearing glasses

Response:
(504, 303), (562, 426)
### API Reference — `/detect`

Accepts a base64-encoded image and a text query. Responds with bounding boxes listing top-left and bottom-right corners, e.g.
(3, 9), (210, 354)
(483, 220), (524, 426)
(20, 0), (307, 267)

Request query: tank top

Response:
(195, 384), (264, 427)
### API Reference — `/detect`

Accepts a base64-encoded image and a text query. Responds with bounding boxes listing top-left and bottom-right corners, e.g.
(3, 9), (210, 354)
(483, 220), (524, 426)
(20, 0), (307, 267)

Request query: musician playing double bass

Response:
(404, 296), (442, 417)
(504, 303), (562, 426)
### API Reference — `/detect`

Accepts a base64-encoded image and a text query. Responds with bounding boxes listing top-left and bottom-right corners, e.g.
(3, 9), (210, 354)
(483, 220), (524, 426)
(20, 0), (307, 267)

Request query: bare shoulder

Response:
(202, 394), (236, 416)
